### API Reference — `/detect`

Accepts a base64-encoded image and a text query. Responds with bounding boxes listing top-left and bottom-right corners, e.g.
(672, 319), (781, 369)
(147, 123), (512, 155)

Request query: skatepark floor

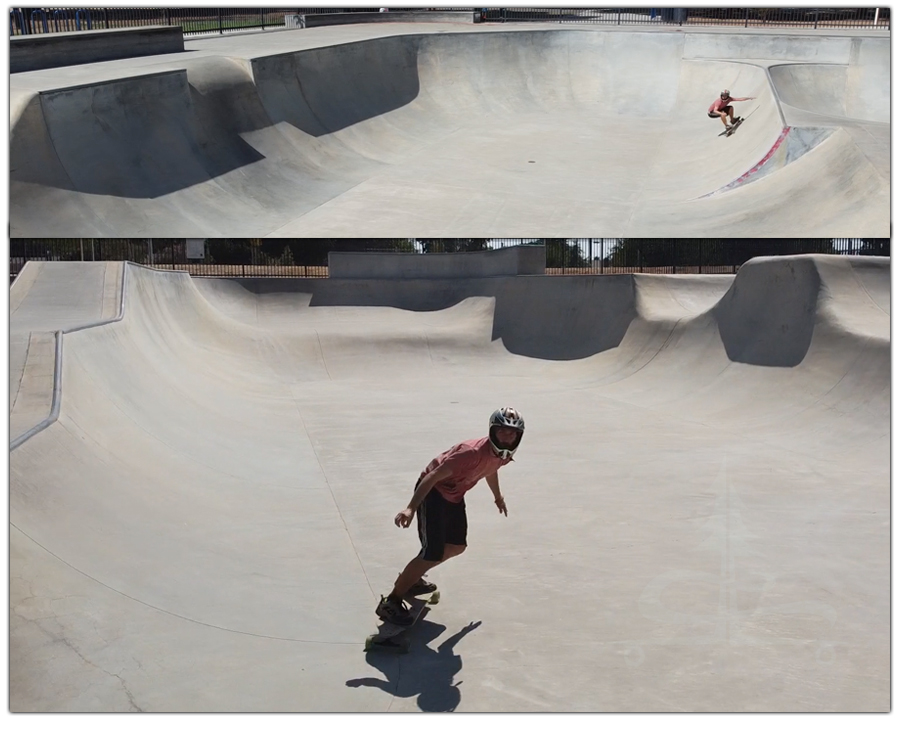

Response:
(7, 254), (890, 713)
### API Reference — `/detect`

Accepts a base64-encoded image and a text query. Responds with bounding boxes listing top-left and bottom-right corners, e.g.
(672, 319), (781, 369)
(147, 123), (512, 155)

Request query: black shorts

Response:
(709, 107), (732, 118)
(416, 485), (467, 562)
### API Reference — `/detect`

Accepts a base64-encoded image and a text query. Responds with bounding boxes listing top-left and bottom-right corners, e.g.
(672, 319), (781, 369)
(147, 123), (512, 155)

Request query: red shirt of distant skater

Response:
(709, 95), (735, 113)
(709, 92), (752, 113)
(420, 437), (512, 503)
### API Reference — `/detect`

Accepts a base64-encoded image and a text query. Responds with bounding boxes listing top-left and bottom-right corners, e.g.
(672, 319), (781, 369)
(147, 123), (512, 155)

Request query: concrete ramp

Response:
(10, 255), (889, 712)
(9, 261), (123, 442)
(768, 36), (889, 124)
(9, 26), (889, 237)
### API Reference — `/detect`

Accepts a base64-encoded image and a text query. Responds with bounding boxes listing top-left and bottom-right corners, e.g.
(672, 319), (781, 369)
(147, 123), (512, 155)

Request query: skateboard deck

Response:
(719, 117), (744, 137)
(365, 591), (440, 654)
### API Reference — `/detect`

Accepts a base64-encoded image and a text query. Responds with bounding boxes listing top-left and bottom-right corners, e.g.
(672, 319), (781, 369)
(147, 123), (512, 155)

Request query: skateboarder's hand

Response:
(395, 508), (414, 528)
(495, 497), (508, 516)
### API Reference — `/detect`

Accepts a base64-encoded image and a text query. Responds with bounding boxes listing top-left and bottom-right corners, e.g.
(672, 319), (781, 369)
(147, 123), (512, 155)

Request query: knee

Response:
(444, 544), (466, 560)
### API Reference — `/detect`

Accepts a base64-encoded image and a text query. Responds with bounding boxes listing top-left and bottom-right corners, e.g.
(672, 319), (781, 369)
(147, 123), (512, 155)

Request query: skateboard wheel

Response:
(364, 635), (375, 652)
(429, 591), (441, 605)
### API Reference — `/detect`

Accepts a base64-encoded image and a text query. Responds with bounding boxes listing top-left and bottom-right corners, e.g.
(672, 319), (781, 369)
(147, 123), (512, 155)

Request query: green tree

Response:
(205, 238), (254, 265)
(611, 239), (837, 269)
(545, 238), (588, 268)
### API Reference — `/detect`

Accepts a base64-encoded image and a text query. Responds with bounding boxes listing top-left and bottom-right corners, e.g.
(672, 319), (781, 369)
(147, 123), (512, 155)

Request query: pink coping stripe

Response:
(700, 126), (791, 198)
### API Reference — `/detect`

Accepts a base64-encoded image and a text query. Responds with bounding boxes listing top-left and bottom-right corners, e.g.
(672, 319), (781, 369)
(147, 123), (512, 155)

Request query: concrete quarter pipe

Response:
(9, 255), (889, 711)
(8, 25), (889, 237)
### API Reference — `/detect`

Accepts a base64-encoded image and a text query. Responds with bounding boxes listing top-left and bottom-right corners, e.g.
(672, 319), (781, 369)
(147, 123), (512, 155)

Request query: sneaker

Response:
(376, 595), (414, 626)
(407, 577), (438, 597)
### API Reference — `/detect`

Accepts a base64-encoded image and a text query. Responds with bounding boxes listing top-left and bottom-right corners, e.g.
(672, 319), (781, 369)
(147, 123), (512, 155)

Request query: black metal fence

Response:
(480, 7), (889, 29)
(8, 7), (890, 35)
(9, 239), (889, 281)
(9, 7), (343, 36)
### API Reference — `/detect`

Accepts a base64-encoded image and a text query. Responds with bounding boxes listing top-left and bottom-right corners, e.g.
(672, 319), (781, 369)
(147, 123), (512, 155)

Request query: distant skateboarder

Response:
(376, 407), (525, 626)
(708, 90), (755, 131)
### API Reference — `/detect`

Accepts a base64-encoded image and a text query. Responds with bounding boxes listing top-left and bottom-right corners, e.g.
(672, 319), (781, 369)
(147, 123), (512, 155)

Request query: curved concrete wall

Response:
(768, 38), (889, 122)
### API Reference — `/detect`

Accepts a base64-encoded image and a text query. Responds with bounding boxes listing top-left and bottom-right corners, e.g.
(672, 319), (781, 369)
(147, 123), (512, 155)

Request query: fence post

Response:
(32, 10), (48, 33)
(260, 7), (264, 30)
(874, 8), (880, 26)
(744, 7), (749, 27)
(814, 8), (819, 29)
(617, 9), (621, 25)
(218, 8), (222, 34)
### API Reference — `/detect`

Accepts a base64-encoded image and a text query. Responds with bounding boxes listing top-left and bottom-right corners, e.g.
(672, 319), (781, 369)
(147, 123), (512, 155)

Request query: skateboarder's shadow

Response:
(346, 619), (482, 712)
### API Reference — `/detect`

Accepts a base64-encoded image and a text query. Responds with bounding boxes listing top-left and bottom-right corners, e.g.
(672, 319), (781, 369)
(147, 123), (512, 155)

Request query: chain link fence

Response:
(9, 239), (889, 282)
(9, 7), (890, 35)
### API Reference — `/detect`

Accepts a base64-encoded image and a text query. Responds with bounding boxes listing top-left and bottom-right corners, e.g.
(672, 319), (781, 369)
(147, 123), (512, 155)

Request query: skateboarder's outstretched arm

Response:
(485, 472), (507, 516)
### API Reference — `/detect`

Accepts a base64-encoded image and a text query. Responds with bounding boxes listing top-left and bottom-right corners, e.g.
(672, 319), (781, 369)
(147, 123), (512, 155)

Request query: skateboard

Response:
(718, 117), (744, 137)
(365, 591), (440, 654)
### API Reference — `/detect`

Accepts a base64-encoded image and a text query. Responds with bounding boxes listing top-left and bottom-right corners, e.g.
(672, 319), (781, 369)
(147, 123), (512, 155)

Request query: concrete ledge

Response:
(10, 26), (184, 73)
(290, 11), (478, 29)
(328, 246), (546, 279)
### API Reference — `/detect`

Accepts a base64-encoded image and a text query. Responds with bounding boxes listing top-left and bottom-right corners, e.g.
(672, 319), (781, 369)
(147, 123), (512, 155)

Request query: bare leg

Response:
(391, 544), (466, 598)
(719, 111), (729, 129)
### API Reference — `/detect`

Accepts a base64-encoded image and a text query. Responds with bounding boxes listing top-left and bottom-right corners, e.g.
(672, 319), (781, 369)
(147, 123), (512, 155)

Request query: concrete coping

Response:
(10, 25), (177, 42)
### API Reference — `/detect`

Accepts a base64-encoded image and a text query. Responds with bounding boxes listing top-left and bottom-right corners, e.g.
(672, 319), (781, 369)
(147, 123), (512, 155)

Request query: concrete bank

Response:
(10, 26), (185, 73)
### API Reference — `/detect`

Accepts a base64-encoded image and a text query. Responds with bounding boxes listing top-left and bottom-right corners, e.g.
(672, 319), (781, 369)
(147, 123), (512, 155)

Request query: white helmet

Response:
(489, 407), (525, 459)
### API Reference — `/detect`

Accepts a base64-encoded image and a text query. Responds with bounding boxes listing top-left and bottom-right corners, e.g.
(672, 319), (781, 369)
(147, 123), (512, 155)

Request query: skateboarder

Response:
(376, 407), (525, 625)
(708, 89), (755, 130)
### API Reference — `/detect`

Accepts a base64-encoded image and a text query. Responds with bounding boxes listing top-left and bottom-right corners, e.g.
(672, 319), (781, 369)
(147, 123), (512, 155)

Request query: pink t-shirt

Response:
(709, 97), (732, 113)
(420, 436), (512, 503)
